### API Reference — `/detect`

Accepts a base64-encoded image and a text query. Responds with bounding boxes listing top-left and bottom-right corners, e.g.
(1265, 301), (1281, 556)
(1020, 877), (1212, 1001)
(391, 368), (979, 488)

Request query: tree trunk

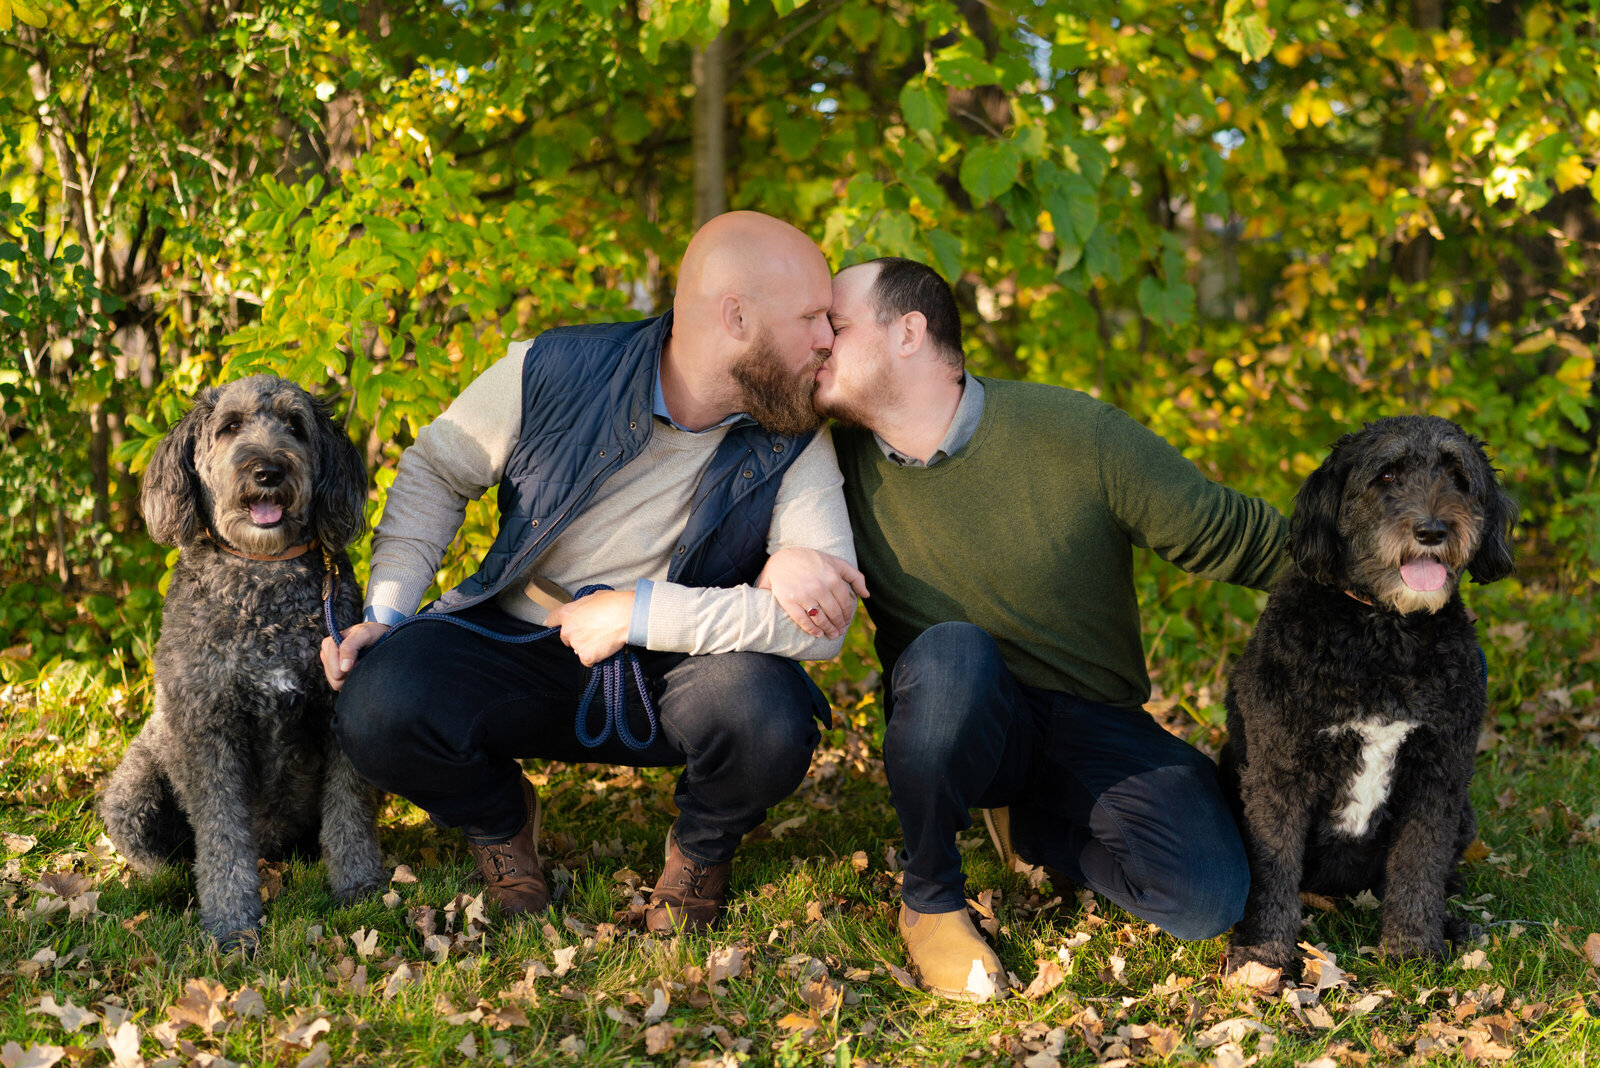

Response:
(692, 30), (729, 228)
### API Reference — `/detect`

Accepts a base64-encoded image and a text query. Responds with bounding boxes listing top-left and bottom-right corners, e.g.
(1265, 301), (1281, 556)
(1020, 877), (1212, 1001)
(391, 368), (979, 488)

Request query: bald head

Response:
(659, 211), (834, 434)
(675, 211), (829, 316)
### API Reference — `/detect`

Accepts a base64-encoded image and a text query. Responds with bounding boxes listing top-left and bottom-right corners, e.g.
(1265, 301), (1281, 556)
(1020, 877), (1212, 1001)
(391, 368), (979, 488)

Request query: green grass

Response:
(3, 605), (1599, 1067)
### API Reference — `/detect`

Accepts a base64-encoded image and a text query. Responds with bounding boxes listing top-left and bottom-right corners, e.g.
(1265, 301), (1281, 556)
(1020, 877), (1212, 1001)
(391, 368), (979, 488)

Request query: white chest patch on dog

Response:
(266, 668), (300, 695)
(1325, 717), (1417, 837)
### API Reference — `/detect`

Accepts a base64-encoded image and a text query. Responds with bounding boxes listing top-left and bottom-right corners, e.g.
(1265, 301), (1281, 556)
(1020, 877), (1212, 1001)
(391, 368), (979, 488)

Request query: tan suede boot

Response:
(898, 903), (1007, 1002)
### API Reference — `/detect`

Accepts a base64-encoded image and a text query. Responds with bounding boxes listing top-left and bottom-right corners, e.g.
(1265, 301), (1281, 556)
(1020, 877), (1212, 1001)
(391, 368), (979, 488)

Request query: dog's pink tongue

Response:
(1400, 559), (1447, 591)
(250, 502), (283, 525)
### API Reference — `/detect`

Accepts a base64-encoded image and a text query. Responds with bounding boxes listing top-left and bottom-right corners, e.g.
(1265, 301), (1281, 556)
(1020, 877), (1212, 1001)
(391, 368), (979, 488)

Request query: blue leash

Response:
(322, 557), (659, 751)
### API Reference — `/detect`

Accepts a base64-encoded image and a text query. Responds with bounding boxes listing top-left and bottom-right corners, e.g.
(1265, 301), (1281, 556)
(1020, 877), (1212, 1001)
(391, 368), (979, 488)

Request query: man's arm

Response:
(636, 426), (859, 660)
(1096, 405), (1291, 589)
(363, 346), (526, 620)
(320, 345), (526, 686)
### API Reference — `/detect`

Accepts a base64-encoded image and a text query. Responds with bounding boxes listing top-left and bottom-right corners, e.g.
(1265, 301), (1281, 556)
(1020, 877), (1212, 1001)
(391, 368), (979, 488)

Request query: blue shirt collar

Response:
(652, 357), (755, 433)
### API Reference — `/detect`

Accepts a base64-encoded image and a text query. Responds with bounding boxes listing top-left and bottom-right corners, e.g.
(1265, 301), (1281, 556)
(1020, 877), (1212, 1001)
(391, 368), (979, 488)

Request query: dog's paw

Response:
(1224, 940), (1301, 978)
(1443, 914), (1484, 947)
(1379, 929), (1448, 961)
(207, 923), (262, 955)
(330, 876), (385, 904)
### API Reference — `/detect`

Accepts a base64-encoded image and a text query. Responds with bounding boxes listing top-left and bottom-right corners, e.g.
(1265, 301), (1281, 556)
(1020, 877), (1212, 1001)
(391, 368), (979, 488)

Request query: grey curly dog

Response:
(100, 374), (385, 947)
(1222, 415), (1517, 975)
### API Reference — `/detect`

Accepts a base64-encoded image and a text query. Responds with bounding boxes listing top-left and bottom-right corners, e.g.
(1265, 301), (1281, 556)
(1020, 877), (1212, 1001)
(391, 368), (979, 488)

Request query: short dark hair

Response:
(862, 257), (964, 370)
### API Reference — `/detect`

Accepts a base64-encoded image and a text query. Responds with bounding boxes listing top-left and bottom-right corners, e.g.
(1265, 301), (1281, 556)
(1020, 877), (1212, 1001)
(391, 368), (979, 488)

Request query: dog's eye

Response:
(1377, 467), (1397, 485)
(219, 419), (242, 436)
(287, 417), (305, 438)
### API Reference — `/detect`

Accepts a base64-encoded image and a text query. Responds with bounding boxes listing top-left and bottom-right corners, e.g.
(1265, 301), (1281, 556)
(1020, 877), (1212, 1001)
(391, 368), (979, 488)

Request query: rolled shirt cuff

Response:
(363, 603), (409, 626)
(627, 579), (654, 646)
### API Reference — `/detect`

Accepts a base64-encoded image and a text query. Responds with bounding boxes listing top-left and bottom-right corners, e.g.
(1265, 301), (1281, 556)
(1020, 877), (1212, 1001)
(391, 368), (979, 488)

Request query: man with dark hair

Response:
(767, 256), (1289, 999)
(325, 212), (867, 933)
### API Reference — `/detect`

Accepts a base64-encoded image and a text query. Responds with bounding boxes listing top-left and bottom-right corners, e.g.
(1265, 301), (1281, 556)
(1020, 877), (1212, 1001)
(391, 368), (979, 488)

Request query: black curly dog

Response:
(100, 375), (385, 947)
(1221, 415), (1517, 973)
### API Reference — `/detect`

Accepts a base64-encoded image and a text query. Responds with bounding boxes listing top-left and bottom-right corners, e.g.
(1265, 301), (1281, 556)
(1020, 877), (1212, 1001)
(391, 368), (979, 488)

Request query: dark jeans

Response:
(885, 621), (1249, 941)
(333, 603), (822, 865)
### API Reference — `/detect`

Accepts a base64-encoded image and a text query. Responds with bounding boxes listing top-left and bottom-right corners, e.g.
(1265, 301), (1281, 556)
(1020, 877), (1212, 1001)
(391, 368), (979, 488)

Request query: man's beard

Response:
(813, 342), (899, 431)
(729, 328), (825, 436)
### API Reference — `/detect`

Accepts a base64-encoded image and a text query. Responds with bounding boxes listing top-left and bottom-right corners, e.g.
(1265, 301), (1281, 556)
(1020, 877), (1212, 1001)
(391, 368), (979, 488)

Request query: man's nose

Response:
(815, 317), (835, 350)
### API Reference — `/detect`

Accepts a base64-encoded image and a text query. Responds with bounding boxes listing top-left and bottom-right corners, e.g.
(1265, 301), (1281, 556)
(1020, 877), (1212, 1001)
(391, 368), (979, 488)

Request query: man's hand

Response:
(757, 548), (869, 641)
(545, 590), (635, 666)
(321, 621), (391, 691)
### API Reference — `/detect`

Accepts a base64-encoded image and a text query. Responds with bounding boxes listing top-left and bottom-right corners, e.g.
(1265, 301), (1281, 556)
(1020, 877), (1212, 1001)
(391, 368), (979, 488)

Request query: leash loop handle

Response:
(323, 579), (658, 751)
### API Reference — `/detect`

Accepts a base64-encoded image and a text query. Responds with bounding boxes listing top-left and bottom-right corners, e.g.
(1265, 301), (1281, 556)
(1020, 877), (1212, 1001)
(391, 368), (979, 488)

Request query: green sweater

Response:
(836, 377), (1290, 709)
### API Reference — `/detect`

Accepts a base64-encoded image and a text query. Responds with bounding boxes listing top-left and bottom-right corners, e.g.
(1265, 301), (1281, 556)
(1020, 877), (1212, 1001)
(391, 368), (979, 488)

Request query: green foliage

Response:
(0, 0), (1596, 684)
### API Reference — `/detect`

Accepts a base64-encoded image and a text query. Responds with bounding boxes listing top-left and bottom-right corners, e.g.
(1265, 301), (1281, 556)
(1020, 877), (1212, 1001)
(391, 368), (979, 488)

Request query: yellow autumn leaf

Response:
(1553, 155), (1593, 193)
(3, 0), (47, 28)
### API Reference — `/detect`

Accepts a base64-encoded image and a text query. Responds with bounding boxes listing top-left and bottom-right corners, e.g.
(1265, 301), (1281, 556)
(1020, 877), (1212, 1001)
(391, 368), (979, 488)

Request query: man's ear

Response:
(896, 311), (927, 359)
(720, 293), (748, 340)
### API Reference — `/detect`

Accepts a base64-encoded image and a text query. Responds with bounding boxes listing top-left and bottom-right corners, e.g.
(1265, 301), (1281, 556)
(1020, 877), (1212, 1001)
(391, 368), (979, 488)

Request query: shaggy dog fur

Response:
(1221, 415), (1517, 973)
(99, 375), (385, 946)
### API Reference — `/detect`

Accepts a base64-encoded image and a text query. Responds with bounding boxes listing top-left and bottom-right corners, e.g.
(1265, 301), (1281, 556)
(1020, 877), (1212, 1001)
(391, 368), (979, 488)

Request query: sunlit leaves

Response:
(1219, 0), (1274, 63)
(958, 141), (1023, 204)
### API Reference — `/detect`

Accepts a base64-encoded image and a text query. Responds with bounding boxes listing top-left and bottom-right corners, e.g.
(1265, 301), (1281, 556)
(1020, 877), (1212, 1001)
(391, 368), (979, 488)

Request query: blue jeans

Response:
(333, 603), (823, 865)
(885, 622), (1249, 940)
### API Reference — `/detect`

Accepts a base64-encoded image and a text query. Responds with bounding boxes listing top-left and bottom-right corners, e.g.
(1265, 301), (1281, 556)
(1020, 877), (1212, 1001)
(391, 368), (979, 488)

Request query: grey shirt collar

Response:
(875, 372), (984, 467)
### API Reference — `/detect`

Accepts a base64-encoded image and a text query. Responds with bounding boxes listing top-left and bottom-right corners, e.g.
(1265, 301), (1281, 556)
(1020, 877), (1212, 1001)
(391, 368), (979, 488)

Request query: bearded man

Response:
(326, 212), (866, 932)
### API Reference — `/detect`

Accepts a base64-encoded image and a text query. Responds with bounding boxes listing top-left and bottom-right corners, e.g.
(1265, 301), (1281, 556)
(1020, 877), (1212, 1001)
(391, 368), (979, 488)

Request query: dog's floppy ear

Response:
(141, 388), (216, 546)
(1468, 441), (1518, 584)
(310, 396), (369, 552)
(1289, 432), (1354, 586)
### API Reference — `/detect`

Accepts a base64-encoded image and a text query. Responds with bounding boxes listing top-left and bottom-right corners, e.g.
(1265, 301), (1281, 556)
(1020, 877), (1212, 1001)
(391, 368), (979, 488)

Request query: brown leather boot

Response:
(644, 829), (730, 934)
(466, 776), (548, 916)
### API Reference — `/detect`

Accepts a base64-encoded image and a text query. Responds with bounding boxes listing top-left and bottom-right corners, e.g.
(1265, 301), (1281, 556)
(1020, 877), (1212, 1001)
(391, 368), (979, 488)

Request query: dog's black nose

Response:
(1414, 518), (1447, 545)
(252, 462), (284, 488)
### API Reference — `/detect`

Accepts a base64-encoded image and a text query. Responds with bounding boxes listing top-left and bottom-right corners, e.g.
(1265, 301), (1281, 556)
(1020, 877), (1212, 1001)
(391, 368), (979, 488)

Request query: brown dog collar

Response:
(205, 534), (319, 562)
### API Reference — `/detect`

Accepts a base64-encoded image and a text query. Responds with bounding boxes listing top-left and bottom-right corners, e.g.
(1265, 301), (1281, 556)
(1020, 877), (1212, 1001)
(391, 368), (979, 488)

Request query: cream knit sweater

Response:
(366, 346), (856, 661)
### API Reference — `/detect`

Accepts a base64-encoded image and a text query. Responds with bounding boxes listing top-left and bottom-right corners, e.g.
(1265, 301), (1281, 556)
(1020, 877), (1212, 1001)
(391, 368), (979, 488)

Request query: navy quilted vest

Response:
(429, 312), (815, 615)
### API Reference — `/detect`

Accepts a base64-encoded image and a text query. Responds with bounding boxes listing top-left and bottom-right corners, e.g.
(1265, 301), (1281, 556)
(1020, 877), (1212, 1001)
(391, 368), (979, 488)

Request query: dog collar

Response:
(206, 535), (319, 562)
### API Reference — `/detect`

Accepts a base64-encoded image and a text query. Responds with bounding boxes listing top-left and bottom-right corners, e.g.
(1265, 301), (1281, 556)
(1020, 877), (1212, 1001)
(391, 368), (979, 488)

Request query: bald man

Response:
(328, 212), (866, 932)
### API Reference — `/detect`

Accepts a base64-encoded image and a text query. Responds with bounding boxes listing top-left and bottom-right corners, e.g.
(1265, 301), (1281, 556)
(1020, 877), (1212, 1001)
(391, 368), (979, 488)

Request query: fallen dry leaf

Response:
(295, 1042), (331, 1068)
(1459, 949), (1493, 971)
(1583, 933), (1600, 968)
(31, 996), (97, 1034)
(391, 864), (418, 884)
(851, 851), (868, 873)
(166, 979), (230, 1036)
(275, 1011), (331, 1049)
(775, 1012), (817, 1035)
(643, 1023), (676, 1055)
(1022, 959), (1066, 1000)
(552, 945), (579, 977)
(705, 945), (746, 983)
(106, 1020), (143, 1068)
(1225, 960), (1283, 996)
(351, 927), (379, 958)
(964, 959), (1000, 1001)
(1299, 943), (1350, 993)
(641, 986), (669, 1023)
(768, 814), (807, 840)
(558, 1036), (586, 1055)
(0, 1042), (66, 1068)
